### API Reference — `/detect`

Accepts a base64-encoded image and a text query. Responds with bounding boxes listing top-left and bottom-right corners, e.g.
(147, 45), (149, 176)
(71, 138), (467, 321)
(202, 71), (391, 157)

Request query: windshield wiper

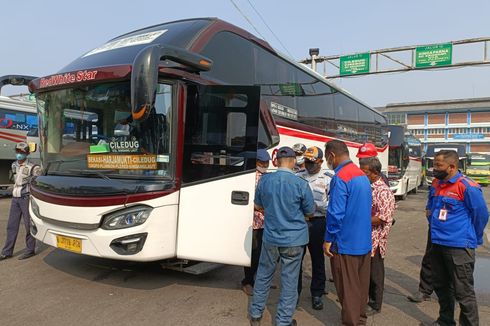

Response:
(72, 169), (115, 181)
(45, 159), (87, 175)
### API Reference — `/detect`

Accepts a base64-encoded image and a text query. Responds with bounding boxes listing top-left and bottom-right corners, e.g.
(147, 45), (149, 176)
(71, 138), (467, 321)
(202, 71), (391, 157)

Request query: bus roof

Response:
(425, 143), (466, 159)
(0, 95), (36, 112)
(32, 17), (384, 119)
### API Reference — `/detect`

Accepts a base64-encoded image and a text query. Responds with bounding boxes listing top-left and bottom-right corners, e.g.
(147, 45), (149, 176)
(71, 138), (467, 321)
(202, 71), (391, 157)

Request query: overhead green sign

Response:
(339, 53), (370, 76)
(415, 43), (452, 68)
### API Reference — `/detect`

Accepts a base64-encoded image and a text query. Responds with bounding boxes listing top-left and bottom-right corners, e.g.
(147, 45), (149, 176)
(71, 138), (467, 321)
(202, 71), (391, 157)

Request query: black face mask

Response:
(305, 161), (320, 174)
(433, 169), (449, 180)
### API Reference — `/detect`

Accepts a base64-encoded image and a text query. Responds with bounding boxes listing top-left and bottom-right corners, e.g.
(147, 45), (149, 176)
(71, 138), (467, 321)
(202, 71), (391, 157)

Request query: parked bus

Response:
(0, 75), (39, 195)
(466, 153), (490, 186)
(424, 143), (467, 186)
(387, 125), (422, 199)
(24, 18), (388, 270)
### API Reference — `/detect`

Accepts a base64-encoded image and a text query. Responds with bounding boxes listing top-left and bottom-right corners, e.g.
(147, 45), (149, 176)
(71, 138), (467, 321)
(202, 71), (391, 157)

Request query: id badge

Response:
(438, 208), (448, 221)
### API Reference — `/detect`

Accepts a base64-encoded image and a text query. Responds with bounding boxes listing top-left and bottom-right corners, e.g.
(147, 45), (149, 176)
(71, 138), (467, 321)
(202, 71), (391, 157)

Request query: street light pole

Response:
(309, 48), (319, 72)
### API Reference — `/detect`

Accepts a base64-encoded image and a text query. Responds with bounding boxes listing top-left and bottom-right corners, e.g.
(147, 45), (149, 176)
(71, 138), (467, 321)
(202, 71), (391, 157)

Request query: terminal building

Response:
(379, 97), (490, 154)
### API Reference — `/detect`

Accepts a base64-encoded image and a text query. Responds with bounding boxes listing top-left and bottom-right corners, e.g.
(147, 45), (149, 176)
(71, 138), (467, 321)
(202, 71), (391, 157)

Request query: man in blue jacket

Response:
(323, 140), (372, 326)
(249, 146), (315, 326)
(427, 150), (488, 326)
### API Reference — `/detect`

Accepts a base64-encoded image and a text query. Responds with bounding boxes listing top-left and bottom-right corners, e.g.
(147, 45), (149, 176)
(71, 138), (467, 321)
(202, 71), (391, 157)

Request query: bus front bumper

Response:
(30, 204), (179, 262)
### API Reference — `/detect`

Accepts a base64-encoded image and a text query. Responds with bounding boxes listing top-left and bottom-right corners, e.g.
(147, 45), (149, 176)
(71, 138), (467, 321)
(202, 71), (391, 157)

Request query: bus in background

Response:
(466, 153), (490, 186)
(0, 75), (39, 196)
(387, 125), (422, 199)
(24, 18), (388, 272)
(424, 143), (467, 186)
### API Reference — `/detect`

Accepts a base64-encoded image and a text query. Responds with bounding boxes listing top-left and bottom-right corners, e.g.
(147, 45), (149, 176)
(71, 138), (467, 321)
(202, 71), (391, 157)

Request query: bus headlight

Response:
(31, 197), (40, 218)
(389, 180), (399, 187)
(102, 206), (152, 230)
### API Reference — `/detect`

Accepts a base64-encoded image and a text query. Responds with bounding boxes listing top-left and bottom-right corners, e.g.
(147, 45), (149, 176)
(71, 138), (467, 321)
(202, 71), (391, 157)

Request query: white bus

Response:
(387, 125), (422, 199)
(0, 75), (39, 195)
(25, 18), (388, 271)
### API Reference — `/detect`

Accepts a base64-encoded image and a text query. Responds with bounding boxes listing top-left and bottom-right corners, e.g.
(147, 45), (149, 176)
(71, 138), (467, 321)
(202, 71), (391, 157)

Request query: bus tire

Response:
(401, 181), (409, 200)
(410, 178), (419, 194)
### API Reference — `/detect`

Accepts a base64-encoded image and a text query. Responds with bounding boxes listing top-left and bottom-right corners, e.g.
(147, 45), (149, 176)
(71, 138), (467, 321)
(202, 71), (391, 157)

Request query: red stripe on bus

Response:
(31, 186), (177, 207)
(276, 126), (387, 152)
(0, 132), (27, 143)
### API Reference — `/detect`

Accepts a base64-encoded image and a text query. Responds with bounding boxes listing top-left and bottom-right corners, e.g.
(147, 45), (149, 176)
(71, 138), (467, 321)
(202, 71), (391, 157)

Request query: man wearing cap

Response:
(296, 146), (331, 310)
(0, 142), (41, 261)
(323, 140), (372, 326)
(292, 143), (307, 173)
(249, 146), (315, 326)
(356, 143), (389, 186)
(242, 149), (271, 296)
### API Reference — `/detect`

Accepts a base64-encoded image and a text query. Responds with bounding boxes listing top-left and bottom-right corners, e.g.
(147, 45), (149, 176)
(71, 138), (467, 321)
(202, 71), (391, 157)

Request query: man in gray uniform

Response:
(297, 146), (332, 310)
(0, 142), (41, 261)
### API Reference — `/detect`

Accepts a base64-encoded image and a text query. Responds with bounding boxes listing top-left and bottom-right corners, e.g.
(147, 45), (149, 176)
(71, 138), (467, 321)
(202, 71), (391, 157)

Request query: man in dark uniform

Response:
(0, 142), (41, 261)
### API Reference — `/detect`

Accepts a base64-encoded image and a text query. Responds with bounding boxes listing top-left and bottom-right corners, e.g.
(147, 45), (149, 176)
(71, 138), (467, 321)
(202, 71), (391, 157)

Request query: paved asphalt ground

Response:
(0, 188), (489, 326)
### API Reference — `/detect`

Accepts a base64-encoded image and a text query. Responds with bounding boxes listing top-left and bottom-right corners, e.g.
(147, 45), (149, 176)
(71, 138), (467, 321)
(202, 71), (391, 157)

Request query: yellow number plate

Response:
(56, 235), (82, 253)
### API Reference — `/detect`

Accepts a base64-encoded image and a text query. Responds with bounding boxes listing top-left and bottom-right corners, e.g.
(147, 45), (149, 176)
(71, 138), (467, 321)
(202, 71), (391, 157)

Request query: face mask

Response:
(256, 166), (267, 174)
(305, 161), (320, 174)
(296, 156), (304, 165)
(16, 153), (27, 161)
(433, 169), (449, 180)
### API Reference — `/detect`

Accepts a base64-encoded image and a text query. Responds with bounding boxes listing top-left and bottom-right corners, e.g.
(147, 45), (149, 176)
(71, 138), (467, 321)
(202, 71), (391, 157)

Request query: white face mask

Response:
(296, 156), (304, 165)
(256, 166), (268, 173)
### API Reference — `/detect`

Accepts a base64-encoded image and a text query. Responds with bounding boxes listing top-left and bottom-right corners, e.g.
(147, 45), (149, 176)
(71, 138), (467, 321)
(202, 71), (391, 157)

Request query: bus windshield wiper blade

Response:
(69, 169), (115, 181)
(45, 159), (87, 175)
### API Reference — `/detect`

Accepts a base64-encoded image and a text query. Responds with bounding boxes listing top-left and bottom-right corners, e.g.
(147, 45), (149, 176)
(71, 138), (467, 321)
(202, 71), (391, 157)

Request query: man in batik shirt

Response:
(359, 157), (396, 315)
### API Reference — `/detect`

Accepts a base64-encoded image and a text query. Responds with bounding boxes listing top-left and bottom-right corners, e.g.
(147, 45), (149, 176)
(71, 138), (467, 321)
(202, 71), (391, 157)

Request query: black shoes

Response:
(249, 316), (297, 325)
(0, 254), (12, 261)
(312, 296), (324, 310)
(249, 316), (261, 326)
(407, 291), (431, 303)
(366, 304), (380, 316)
(17, 252), (36, 260)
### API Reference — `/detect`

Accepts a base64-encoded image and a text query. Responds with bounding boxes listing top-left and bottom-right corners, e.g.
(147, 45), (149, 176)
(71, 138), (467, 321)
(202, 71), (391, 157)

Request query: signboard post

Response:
(339, 53), (370, 76)
(415, 43), (452, 68)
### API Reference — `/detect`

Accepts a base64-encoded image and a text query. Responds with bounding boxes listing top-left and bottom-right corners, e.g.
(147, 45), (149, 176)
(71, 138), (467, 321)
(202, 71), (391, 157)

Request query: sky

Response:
(1, 0), (490, 108)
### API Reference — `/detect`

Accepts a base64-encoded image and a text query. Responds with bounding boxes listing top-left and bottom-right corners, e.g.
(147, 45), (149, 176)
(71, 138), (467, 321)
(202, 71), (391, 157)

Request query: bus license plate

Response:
(56, 235), (82, 253)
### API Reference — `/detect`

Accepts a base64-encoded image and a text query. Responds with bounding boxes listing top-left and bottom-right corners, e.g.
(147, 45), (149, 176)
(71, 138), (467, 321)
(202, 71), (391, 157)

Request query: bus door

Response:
(177, 85), (260, 266)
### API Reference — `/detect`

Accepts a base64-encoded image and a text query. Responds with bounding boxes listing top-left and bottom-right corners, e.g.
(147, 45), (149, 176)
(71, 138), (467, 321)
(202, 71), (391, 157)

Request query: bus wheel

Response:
(401, 181), (409, 200)
(410, 178), (419, 194)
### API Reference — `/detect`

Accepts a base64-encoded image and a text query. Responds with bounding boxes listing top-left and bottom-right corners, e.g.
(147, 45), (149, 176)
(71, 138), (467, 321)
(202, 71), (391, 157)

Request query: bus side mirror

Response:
(131, 45), (213, 121)
(28, 142), (37, 153)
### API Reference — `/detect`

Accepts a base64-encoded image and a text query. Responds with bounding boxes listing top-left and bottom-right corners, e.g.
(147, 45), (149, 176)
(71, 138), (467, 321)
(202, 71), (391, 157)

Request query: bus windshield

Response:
(388, 146), (402, 174)
(37, 82), (174, 180)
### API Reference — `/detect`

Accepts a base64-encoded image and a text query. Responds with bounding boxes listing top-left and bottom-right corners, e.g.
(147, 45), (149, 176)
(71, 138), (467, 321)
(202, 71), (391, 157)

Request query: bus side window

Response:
(182, 86), (258, 184)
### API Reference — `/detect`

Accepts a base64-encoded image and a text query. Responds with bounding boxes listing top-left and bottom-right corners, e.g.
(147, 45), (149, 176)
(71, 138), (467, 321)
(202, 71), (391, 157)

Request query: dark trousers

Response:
(331, 252), (371, 326)
(419, 227), (433, 295)
(369, 248), (385, 311)
(431, 244), (479, 326)
(2, 196), (36, 256)
(298, 218), (326, 297)
(242, 228), (263, 286)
